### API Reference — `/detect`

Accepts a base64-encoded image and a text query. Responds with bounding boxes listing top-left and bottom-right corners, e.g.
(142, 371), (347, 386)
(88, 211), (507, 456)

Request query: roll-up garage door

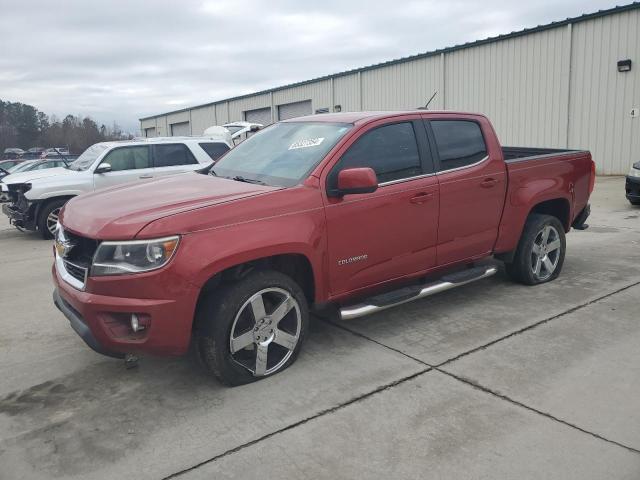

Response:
(170, 122), (190, 136)
(277, 100), (312, 121)
(244, 107), (272, 126)
(144, 127), (156, 138)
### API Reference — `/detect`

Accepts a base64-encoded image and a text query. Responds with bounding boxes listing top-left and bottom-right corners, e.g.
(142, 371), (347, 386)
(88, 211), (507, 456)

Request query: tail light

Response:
(588, 160), (595, 194)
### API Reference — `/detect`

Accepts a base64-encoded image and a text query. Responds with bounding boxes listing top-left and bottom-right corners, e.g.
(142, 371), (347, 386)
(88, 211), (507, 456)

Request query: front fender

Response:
(173, 209), (328, 302)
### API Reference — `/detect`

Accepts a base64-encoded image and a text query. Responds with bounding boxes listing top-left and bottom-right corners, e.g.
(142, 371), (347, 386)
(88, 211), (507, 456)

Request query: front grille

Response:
(64, 229), (99, 265)
(57, 227), (99, 289)
(63, 259), (88, 283)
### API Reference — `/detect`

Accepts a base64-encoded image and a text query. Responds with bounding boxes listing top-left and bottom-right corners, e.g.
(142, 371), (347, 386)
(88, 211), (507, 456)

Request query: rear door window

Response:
(430, 120), (487, 171)
(153, 144), (198, 167)
(199, 142), (230, 161)
(331, 122), (422, 185)
(101, 146), (151, 172)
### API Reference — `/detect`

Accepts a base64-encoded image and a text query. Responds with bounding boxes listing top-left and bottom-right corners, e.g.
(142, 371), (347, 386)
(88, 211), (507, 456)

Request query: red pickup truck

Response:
(52, 111), (594, 385)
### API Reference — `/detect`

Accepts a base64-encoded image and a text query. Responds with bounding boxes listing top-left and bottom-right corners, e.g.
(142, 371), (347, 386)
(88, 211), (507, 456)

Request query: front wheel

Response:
(37, 198), (68, 239)
(194, 270), (309, 386)
(505, 213), (566, 285)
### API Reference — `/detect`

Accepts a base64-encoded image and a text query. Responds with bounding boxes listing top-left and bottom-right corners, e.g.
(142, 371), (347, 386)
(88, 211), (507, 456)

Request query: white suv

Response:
(1, 135), (232, 238)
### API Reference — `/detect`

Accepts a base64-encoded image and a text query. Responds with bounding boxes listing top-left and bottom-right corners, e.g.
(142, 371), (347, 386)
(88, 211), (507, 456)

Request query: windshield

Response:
(8, 161), (37, 173)
(213, 122), (352, 187)
(68, 143), (110, 171)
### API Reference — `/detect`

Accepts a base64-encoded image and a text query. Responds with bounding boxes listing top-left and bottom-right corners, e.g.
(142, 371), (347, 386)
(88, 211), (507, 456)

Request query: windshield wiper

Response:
(231, 175), (266, 185)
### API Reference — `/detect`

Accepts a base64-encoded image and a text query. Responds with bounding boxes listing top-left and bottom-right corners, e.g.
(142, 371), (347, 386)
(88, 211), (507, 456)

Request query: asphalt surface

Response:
(0, 176), (638, 479)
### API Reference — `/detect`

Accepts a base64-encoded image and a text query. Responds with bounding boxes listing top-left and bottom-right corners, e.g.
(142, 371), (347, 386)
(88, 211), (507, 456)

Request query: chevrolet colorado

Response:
(52, 111), (594, 385)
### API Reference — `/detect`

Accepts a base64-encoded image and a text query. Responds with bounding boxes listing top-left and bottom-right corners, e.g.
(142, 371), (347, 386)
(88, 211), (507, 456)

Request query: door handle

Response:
(410, 192), (434, 204)
(480, 178), (498, 188)
(139, 174), (154, 179)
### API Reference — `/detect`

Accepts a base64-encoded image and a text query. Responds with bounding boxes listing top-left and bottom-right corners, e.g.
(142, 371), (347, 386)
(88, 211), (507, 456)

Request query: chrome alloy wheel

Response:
(531, 225), (561, 281)
(229, 287), (301, 377)
(47, 208), (61, 236)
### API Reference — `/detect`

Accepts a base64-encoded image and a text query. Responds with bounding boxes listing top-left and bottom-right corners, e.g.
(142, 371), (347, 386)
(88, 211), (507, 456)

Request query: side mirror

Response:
(94, 163), (112, 174)
(249, 125), (261, 132)
(332, 167), (378, 196)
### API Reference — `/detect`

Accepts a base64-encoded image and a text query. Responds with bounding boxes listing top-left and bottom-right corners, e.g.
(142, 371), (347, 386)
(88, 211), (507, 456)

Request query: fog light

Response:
(131, 313), (144, 332)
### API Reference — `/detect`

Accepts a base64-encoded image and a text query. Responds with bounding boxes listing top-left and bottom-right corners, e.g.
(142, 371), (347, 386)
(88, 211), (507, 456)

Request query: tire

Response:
(37, 198), (67, 239)
(194, 270), (309, 386)
(629, 199), (640, 206)
(505, 213), (566, 285)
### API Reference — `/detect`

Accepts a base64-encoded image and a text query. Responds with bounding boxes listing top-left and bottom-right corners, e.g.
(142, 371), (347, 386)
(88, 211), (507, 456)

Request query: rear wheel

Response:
(194, 270), (309, 386)
(505, 213), (566, 285)
(37, 198), (67, 239)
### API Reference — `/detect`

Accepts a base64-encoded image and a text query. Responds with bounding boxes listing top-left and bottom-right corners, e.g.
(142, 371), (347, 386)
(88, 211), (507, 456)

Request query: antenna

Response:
(418, 91), (438, 110)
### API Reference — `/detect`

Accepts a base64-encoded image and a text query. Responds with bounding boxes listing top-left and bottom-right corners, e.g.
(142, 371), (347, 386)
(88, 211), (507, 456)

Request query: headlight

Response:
(630, 162), (640, 178)
(91, 236), (180, 276)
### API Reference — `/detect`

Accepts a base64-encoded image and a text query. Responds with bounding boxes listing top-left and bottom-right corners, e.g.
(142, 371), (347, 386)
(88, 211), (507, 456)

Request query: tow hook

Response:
(124, 353), (139, 369)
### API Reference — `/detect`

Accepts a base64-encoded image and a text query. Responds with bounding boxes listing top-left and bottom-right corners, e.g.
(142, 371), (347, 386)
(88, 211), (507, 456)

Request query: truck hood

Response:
(1, 167), (75, 185)
(61, 173), (279, 239)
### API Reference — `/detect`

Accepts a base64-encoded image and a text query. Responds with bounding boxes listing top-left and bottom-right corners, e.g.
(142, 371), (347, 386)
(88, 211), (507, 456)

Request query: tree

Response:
(0, 99), (132, 155)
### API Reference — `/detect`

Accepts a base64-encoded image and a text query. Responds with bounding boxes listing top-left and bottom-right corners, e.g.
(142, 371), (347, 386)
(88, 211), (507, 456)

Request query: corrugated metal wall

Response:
(444, 26), (571, 149)
(140, 7), (639, 174)
(569, 11), (640, 174)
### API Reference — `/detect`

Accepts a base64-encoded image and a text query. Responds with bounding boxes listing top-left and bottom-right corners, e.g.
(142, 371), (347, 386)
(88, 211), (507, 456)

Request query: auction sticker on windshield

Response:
(288, 138), (325, 150)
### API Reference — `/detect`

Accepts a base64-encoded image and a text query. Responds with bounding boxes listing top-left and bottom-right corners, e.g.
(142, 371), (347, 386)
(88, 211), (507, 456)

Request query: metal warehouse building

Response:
(140, 3), (639, 175)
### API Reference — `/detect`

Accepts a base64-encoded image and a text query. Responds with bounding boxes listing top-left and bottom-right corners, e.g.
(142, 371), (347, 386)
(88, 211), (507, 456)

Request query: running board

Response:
(339, 264), (498, 320)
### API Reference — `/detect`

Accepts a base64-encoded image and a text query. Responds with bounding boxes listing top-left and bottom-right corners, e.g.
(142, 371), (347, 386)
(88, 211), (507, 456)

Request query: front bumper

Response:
(53, 288), (124, 358)
(53, 261), (201, 357)
(625, 176), (640, 201)
(2, 200), (36, 230)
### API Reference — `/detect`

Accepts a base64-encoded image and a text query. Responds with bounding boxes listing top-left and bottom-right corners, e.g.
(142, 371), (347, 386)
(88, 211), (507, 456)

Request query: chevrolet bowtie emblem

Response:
(55, 238), (75, 258)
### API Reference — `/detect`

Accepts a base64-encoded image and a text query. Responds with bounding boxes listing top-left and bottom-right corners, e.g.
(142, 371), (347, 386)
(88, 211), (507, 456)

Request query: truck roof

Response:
(285, 110), (485, 124)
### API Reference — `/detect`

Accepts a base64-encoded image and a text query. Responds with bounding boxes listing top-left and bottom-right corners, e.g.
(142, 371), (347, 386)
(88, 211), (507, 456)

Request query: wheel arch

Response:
(495, 196), (571, 263)
(34, 195), (76, 225)
(529, 198), (571, 232)
(194, 252), (317, 325)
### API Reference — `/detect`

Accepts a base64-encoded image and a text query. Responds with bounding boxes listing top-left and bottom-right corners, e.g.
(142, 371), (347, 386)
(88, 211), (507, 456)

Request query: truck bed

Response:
(502, 146), (587, 163)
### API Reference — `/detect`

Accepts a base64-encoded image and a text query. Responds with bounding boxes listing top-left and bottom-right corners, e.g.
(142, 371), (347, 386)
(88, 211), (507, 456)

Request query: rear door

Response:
(424, 117), (506, 266)
(152, 143), (201, 177)
(324, 117), (440, 295)
(93, 146), (153, 190)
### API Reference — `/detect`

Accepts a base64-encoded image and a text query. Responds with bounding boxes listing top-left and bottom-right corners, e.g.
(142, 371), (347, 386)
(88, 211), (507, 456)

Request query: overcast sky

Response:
(0, 0), (624, 133)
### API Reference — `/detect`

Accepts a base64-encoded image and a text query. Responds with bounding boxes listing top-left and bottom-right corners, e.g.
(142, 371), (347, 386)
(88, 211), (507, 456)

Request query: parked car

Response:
(0, 159), (24, 172)
(0, 158), (71, 200)
(3, 148), (24, 160)
(2, 134), (232, 238)
(42, 147), (70, 156)
(1, 160), (39, 177)
(625, 161), (640, 205)
(51, 111), (594, 385)
(22, 147), (46, 160)
(39, 151), (79, 161)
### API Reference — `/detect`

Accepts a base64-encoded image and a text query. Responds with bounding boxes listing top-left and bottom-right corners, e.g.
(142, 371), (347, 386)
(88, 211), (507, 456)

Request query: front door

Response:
(324, 119), (440, 296)
(93, 145), (153, 190)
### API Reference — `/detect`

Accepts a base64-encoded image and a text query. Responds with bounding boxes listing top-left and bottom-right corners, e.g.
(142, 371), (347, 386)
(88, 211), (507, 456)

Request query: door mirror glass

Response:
(95, 163), (112, 174)
(333, 167), (378, 196)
